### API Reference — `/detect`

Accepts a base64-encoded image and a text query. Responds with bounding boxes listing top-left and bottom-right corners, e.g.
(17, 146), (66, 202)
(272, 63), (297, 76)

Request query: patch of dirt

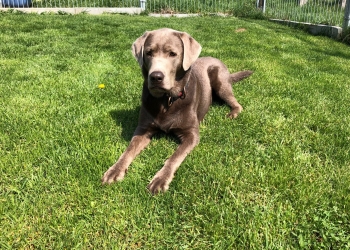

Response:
(235, 28), (247, 33)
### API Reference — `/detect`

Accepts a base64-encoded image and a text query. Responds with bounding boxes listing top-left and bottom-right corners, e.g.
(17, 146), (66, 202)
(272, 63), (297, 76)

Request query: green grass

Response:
(1, 12), (350, 249)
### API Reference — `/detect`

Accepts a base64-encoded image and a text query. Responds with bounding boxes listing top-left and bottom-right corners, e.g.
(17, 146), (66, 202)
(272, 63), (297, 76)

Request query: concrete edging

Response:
(0, 7), (142, 15)
(270, 19), (343, 39)
(149, 13), (199, 18)
(0, 8), (201, 17)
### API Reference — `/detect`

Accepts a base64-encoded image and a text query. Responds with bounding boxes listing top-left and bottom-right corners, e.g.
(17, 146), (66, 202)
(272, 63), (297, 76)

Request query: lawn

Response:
(0, 12), (349, 249)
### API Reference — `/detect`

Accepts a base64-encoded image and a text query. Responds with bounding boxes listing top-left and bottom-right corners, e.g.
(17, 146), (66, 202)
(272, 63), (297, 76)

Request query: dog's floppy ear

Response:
(132, 31), (149, 67)
(179, 32), (202, 71)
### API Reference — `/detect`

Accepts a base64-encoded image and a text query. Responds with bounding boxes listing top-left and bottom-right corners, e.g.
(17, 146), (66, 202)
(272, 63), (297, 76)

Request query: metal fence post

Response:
(140, 0), (146, 11)
(256, 0), (266, 13)
(263, 0), (266, 13)
(344, 0), (350, 31)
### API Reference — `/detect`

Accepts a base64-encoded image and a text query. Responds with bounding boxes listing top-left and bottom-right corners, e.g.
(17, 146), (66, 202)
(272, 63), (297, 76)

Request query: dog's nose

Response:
(150, 71), (164, 84)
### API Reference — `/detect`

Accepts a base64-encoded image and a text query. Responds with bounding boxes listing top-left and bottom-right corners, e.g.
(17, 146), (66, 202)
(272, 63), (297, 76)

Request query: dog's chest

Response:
(146, 99), (192, 133)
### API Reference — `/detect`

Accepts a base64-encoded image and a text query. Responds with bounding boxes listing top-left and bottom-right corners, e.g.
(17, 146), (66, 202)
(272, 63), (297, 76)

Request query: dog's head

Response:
(132, 28), (202, 98)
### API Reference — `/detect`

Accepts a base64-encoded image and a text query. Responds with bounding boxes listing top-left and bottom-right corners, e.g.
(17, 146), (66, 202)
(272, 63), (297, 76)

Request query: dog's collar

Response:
(166, 69), (191, 107)
(167, 87), (186, 107)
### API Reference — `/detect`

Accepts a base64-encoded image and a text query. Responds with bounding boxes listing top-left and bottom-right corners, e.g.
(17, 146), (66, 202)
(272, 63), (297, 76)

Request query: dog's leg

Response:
(218, 88), (243, 119)
(212, 79), (243, 119)
(225, 70), (253, 118)
(211, 68), (253, 119)
(102, 129), (152, 184)
(147, 128), (199, 194)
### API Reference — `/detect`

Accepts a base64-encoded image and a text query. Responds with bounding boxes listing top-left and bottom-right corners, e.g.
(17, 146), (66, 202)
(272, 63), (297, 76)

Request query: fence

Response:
(0, 0), (252, 13)
(146, 0), (251, 14)
(0, 0), (140, 8)
(261, 0), (350, 29)
(1, 0), (350, 31)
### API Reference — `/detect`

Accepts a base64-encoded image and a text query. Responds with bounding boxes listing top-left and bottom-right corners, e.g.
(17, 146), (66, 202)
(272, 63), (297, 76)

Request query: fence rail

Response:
(263, 0), (348, 28)
(1, 0), (350, 31)
(0, 0), (249, 10)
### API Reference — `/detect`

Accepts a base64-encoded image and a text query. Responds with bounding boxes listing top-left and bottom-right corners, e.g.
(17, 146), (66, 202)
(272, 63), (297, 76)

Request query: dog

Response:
(102, 28), (253, 194)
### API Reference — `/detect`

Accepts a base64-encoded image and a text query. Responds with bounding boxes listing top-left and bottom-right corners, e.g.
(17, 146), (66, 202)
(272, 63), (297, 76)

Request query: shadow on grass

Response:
(109, 108), (140, 141)
(109, 107), (181, 145)
(107, 92), (233, 144)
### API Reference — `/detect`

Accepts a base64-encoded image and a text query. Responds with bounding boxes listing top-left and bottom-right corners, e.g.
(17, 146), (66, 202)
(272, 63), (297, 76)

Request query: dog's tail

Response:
(230, 70), (254, 84)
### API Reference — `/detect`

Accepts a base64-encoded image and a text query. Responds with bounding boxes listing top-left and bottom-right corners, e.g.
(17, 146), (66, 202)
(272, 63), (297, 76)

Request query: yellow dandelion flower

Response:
(98, 84), (105, 89)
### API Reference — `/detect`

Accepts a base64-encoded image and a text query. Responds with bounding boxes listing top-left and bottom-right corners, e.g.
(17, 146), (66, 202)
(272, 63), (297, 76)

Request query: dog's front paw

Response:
(147, 170), (173, 195)
(101, 165), (127, 184)
(227, 105), (243, 119)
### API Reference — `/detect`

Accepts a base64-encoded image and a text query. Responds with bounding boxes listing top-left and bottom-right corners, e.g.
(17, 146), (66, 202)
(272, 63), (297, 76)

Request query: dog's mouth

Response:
(149, 86), (166, 90)
(149, 86), (169, 97)
(150, 85), (183, 98)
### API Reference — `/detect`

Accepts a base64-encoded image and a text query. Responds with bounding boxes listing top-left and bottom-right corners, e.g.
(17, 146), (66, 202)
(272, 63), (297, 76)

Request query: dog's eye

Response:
(169, 52), (177, 57)
(146, 51), (153, 57)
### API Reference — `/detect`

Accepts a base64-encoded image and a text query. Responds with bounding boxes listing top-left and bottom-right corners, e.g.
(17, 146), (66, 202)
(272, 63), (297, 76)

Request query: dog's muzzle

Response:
(149, 71), (164, 85)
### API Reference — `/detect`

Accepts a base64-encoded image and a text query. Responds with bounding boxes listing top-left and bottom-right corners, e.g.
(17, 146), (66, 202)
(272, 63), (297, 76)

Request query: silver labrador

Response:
(102, 28), (253, 194)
